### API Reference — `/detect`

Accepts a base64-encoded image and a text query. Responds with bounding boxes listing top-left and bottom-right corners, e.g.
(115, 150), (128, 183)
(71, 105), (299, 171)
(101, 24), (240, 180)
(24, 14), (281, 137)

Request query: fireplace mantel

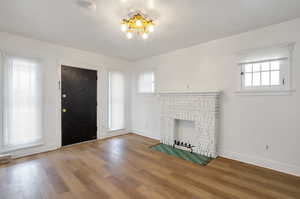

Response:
(158, 90), (222, 96)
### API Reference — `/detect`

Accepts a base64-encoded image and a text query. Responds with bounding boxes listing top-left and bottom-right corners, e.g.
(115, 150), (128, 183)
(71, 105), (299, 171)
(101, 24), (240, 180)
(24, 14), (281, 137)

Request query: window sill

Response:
(1, 142), (44, 154)
(235, 89), (296, 96)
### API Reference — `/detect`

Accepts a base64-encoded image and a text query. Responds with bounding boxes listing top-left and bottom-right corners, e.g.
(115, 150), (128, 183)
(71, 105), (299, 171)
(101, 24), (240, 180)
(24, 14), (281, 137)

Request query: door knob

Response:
(62, 108), (67, 113)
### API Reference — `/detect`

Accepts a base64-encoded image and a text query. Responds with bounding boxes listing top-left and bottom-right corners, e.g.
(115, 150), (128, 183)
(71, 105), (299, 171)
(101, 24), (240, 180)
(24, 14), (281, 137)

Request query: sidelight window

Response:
(108, 71), (125, 131)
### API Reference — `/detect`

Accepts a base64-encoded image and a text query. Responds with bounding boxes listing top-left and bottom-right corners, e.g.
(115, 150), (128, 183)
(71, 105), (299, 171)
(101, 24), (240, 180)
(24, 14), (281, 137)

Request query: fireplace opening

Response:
(174, 119), (197, 151)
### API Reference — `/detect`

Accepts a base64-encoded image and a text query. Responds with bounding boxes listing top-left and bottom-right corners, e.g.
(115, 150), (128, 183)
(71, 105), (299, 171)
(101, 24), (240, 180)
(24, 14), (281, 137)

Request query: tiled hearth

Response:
(159, 91), (221, 158)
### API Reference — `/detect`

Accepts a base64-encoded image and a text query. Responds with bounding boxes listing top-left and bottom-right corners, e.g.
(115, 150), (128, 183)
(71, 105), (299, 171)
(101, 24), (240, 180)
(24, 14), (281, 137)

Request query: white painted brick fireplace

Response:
(159, 91), (221, 158)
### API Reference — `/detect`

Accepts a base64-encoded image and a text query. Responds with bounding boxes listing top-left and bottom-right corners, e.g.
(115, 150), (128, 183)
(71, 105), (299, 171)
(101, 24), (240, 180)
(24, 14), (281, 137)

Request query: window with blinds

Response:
(2, 55), (43, 149)
(138, 71), (155, 93)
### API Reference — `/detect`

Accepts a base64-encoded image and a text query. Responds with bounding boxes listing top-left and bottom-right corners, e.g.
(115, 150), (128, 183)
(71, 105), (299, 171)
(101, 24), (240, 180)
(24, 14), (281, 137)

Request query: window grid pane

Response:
(245, 64), (252, 72)
(245, 73), (252, 87)
(253, 63), (260, 72)
(261, 62), (270, 71)
(252, 72), (261, 86)
(261, 71), (270, 86)
(271, 61), (280, 70)
(270, 70), (280, 85)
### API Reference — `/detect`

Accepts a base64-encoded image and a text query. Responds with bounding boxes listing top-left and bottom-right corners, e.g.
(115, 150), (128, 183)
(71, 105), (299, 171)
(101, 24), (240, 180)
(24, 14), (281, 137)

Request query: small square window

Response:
(240, 59), (288, 90)
(237, 43), (294, 94)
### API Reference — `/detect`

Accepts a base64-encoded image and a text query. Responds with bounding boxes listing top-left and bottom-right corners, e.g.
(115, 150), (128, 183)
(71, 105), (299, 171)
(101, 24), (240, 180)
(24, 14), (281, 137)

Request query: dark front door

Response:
(61, 65), (97, 146)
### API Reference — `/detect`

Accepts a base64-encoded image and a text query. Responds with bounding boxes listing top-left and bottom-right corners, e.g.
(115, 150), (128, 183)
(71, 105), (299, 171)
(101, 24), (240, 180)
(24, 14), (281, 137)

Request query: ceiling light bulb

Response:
(121, 24), (127, 32)
(135, 20), (142, 27)
(148, 24), (154, 32)
(126, 32), (133, 39)
(142, 33), (148, 39)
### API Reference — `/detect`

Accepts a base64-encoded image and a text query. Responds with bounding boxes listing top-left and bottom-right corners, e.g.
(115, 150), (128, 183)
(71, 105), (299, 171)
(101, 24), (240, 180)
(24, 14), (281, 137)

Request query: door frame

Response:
(57, 61), (101, 147)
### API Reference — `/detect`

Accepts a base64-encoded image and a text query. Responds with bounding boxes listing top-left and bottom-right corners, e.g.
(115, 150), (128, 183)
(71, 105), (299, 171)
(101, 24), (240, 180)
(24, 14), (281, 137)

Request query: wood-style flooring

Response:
(0, 133), (300, 199)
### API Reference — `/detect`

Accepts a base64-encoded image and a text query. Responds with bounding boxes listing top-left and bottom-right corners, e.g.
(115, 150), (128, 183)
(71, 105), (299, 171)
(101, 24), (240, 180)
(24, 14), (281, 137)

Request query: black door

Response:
(61, 65), (97, 146)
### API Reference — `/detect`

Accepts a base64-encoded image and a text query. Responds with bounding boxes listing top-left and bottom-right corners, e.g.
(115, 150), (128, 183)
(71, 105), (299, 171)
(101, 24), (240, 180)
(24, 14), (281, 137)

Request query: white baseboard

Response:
(131, 129), (160, 140)
(99, 130), (130, 139)
(12, 145), (59, 159)
(5, 130), (129, 159)
(218, 149), (300, 177)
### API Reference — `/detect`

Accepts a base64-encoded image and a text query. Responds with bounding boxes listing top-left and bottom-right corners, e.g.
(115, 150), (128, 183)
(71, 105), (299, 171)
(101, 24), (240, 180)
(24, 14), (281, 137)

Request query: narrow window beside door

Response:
(108, 71), (125, 131)
(2, 55), (43, 149)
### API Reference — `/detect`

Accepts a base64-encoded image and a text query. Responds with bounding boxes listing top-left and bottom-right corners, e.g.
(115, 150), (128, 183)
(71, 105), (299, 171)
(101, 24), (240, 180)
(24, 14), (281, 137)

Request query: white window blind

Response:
(2, 55), (43, 149)
(237, 43), (294, 91)
(108, 71), (125, 131)
(138, 71), (155, 93)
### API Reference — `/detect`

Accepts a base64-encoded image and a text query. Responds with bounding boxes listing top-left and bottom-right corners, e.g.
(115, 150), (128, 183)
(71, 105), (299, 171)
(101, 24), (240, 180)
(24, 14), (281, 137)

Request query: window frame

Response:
(236, 43), (295, 96)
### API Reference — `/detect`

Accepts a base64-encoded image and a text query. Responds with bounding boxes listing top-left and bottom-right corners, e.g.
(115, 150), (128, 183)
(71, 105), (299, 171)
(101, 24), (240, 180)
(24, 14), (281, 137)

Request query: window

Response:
(108, 71), (125, 131)
(241, 59), (286, 89)
(138, 71), (155, 93)
(237, 43), (294, 93)
(2, 55), (43, 149)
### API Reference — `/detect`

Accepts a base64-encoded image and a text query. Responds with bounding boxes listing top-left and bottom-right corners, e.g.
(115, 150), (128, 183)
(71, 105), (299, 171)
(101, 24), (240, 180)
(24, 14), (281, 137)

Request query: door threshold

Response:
(61, 139), (98, 149)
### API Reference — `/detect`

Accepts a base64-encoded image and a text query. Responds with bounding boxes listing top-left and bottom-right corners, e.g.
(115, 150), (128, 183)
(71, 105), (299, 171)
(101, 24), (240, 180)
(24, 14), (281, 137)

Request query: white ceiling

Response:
(1, 0), (300, 61)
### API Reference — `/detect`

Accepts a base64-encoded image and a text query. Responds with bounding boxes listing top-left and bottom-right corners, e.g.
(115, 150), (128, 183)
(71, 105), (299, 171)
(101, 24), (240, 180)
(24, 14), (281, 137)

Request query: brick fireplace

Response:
(159, 91), (221, 158)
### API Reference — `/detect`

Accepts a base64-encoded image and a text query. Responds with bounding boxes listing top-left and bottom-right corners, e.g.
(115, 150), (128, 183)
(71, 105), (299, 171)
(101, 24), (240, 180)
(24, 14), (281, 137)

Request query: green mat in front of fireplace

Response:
(151, 143), (212, 166)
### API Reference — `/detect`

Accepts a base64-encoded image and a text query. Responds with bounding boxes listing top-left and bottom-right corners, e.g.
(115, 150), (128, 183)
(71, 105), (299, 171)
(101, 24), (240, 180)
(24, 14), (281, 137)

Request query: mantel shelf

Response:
(158, 90), (222, 96)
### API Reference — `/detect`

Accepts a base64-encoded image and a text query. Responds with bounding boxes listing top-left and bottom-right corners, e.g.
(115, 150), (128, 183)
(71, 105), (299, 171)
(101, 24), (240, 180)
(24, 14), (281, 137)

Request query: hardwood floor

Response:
(0, 133), (300, 199)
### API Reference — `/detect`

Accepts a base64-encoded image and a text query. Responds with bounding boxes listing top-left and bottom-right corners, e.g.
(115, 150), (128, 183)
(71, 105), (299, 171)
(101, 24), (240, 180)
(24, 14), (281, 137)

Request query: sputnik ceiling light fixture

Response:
(121, 11), (155, 39)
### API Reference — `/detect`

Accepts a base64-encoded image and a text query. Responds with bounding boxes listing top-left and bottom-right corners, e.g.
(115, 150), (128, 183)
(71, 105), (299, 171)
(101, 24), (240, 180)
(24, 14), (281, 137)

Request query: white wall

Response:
(131, 18), (300, 176)
(0, 31), (131, 158)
